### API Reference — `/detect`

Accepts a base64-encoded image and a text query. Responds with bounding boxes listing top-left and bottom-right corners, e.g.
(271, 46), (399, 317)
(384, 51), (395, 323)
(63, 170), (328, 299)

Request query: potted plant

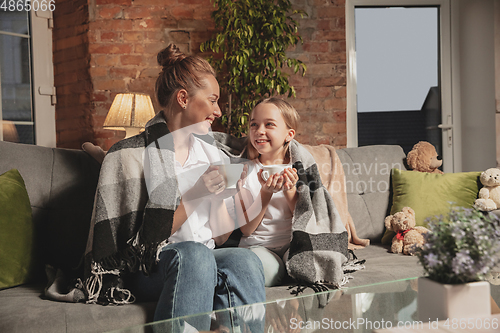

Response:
(416, 206), (500, 322)
(200, 0), (306, 137)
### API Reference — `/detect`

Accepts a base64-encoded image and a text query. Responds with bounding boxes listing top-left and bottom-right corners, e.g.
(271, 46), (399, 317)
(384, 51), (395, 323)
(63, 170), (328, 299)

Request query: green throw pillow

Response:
(0, 169), (34, 289)
(381, 169), (481, 244)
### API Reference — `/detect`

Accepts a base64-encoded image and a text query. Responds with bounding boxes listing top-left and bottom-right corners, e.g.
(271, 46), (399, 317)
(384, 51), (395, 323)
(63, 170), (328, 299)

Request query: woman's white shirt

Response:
(169, 134), (230, 249)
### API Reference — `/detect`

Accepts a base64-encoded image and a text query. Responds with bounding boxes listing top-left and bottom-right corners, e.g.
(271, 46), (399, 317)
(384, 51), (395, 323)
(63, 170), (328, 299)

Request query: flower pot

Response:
(417, 277), (491, 322)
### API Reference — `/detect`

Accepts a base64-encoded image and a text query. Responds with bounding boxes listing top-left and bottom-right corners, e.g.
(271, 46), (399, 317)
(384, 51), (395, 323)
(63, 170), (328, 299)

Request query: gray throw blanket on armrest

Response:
(286, 141), (351, 287)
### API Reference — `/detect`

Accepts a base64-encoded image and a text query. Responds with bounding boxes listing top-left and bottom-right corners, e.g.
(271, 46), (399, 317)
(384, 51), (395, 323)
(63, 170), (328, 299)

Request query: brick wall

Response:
(87, 0), (215, 150)
(287, 0), (346, 146)
(53, 0), (94, 148)
(52, 0), (347, 149)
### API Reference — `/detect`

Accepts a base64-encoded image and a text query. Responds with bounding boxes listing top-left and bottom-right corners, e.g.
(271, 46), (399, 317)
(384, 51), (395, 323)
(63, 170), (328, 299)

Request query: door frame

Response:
(346, 0), (459, 172)
(31, 9), (56, 147)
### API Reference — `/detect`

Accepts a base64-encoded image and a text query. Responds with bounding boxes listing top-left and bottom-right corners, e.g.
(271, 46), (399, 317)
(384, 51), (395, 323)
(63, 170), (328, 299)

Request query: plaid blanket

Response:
(286, 141), (351, 287)
(63, 113), (359, 304)
(83, 112), (177, 304)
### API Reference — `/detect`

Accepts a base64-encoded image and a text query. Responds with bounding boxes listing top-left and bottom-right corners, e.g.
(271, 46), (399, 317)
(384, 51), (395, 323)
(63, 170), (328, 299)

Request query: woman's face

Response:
(181, 75), (221, 134)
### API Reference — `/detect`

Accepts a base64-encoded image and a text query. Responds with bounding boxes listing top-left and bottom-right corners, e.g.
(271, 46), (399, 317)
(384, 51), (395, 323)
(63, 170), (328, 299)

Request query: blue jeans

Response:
(126, 241), (266, 330)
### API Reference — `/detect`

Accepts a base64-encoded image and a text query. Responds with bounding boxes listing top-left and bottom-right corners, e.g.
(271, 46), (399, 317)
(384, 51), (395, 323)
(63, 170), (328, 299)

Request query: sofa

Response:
(0, 140), (426, 333)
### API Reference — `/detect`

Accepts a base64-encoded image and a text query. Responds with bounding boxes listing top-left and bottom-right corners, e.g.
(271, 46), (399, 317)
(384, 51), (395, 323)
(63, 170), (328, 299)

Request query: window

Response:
(346, 0), (455, 172)
(355, 6), (442, 157)
(0, 9), (55, 147)
(355, 7), (439, 113)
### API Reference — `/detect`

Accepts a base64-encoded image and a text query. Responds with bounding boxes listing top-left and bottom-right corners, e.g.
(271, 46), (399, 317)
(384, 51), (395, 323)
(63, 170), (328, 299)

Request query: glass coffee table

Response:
(109, 275), (500, 333)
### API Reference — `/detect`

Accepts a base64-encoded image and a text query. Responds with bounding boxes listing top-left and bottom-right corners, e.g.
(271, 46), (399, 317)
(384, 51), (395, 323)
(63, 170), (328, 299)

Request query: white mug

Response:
(219, 164), (244, 189)
(261, 164), (288, 181)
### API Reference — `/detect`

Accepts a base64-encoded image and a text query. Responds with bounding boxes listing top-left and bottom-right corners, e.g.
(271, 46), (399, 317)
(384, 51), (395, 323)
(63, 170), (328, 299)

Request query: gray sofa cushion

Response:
(0, 284), (156, 333)
(0, 141), (100, 279)
(337, 145), (407, 242)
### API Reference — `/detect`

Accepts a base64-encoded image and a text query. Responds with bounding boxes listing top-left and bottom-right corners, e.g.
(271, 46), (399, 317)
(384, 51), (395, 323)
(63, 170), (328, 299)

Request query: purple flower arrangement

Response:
(416, 207), (500, 284)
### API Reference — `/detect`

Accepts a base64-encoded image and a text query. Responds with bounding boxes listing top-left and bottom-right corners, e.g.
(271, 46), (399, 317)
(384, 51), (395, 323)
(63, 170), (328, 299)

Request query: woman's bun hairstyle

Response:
(157, 44), (186, 69)
(155, 44), (215, 109)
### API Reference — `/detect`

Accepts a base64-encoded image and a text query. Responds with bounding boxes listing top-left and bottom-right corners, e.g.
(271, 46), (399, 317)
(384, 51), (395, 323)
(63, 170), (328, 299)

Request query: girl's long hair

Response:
(247, 97), (300, 161)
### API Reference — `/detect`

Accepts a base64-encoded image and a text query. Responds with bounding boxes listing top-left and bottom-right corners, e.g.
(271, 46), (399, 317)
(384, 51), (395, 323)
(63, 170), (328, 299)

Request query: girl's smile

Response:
(249, 103), (295, 165)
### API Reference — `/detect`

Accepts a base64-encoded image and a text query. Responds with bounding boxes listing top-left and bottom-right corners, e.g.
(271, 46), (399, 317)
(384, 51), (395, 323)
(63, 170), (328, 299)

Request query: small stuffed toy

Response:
(406, 141), (443, 174)
(474, 168), (500, 211)
(385, 207), (429, 255)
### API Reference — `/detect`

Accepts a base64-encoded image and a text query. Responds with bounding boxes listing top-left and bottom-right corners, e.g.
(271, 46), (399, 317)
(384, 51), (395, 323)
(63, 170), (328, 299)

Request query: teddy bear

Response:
(384, 207), (429, 255)
(406, 141), (443, 174)
(474, 168), (500, 211)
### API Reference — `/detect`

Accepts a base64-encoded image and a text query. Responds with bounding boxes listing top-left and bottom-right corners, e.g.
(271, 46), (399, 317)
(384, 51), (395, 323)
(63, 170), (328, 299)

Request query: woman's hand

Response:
(201, 165), (226, 195)
(258, 169), (284, 194)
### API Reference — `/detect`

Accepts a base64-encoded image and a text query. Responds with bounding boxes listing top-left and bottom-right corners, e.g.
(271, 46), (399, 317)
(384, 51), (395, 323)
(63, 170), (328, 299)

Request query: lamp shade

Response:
(103, 93), (155, 138)
(1, 120), (19, 143)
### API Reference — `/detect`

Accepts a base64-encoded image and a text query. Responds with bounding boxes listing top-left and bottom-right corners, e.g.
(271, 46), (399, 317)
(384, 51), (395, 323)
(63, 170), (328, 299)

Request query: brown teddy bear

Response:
(406, 141), (443, 174)
(384, 207), (429, 255)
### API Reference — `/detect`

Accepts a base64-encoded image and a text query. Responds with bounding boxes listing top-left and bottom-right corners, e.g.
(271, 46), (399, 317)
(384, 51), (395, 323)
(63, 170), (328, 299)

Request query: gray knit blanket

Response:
(48, 113), (360, 305)
(285, 140), (351, 287)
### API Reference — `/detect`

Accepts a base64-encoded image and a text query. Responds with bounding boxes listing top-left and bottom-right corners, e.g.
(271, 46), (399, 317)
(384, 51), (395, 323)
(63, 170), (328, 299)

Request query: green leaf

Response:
(200, 0), (305, 137)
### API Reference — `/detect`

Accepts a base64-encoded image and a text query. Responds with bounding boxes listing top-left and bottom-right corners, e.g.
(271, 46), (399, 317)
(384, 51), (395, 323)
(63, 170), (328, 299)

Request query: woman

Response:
(83, 44), (265, 330)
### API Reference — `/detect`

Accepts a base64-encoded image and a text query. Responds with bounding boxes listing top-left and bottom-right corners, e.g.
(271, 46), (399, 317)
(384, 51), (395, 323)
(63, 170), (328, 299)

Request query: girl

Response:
(236, 97), (300, 287)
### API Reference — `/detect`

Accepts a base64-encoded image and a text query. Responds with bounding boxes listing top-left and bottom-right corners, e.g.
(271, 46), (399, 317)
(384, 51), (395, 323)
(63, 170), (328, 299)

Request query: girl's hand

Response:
(258, 169), (284, 194)
(236, 163), (249, 191)
(282, 168), (298, 191)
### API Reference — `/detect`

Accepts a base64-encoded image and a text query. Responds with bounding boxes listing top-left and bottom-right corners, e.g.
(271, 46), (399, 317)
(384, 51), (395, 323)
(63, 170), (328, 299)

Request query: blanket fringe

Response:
(343, 249), (366, 274)
(155, 239), (169, 262)
(85, 262), (133, 305)
(287, 250), (366, 296)
(287, 280), (331, 296)
(83, 235), (164, 305)
(130, 233), (166, 276)
(343, 259), (366, 274)
(109, 286), (135, 305)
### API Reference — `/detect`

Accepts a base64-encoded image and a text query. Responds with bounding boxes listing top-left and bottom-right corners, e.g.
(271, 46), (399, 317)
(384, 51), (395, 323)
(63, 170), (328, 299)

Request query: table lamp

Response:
(1, 120), (19, 143)
(103, 93), (155, 138)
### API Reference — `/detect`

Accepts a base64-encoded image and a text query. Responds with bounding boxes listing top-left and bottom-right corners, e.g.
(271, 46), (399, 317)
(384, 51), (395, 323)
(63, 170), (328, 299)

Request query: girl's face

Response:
(180, 74), (221, 134)
(249, 102), (295, 163)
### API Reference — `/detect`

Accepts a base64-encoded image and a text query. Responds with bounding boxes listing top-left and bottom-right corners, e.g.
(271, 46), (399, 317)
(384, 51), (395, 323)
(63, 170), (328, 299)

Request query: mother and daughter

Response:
(83, 44), (353, 330)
